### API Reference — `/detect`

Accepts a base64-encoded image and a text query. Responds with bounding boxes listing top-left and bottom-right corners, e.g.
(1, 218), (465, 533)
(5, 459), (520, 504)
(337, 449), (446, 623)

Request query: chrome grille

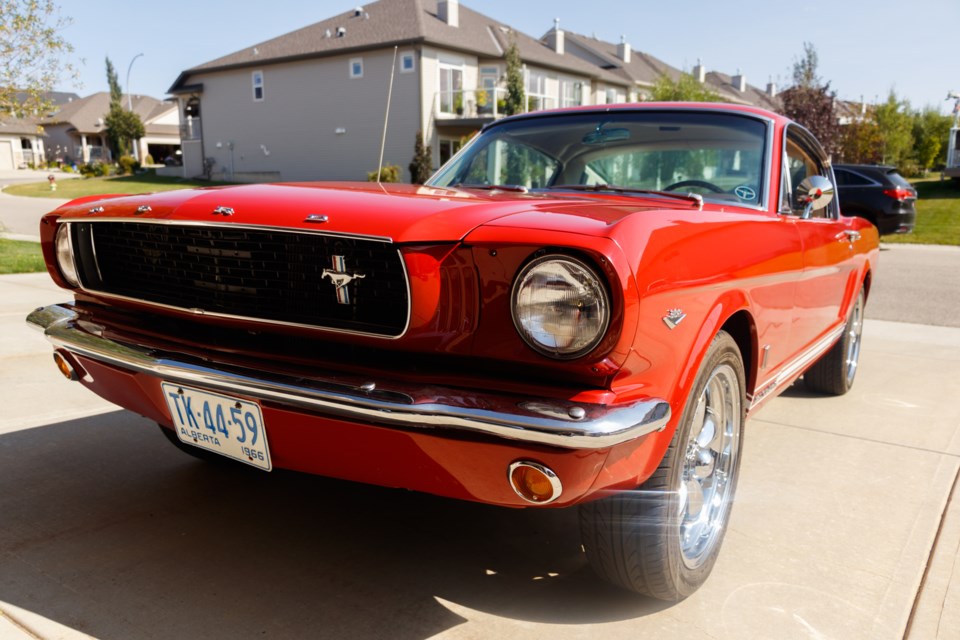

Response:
(72, 221), (408, 337)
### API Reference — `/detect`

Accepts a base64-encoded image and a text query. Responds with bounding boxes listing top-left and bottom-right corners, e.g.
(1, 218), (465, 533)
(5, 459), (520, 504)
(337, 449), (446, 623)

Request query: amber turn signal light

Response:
(508, 461), (562, 505)
(53, 352), (79, 381)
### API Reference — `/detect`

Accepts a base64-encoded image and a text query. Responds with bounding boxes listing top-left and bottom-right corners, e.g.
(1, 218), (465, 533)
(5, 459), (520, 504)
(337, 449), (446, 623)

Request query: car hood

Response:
(50, 182), (679, 243)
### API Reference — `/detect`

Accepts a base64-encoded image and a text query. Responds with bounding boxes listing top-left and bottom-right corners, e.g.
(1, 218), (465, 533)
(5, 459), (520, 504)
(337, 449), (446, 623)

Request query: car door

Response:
(779, 125), (858, 356)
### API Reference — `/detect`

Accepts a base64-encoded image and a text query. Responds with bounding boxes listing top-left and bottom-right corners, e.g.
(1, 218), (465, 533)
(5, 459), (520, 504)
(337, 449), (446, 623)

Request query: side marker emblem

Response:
(663, 309), (686, 330)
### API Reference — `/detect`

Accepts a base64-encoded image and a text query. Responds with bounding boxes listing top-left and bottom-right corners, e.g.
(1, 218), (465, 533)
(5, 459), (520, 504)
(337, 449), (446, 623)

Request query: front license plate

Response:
(161, 383), (271, 471)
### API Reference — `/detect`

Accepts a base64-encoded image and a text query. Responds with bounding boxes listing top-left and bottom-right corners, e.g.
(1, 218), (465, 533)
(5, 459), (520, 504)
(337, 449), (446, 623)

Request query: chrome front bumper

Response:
(27, 304), (670, 450)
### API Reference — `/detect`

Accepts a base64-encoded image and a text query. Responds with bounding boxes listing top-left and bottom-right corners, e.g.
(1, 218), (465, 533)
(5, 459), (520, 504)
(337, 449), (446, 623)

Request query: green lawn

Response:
(0, 238), (46, 274)
(882, 177), (960, 246)
(3, 172), (230, 199)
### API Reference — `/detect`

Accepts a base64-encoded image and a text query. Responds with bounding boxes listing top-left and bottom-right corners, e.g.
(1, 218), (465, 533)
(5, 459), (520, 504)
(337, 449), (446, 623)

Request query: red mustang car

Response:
(29, 104), (878, 600)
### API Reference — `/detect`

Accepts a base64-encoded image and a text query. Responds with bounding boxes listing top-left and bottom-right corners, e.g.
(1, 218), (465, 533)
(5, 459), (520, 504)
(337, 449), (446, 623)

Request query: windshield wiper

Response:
(546, 184), (704, 209)
(454, 183), (529, 193)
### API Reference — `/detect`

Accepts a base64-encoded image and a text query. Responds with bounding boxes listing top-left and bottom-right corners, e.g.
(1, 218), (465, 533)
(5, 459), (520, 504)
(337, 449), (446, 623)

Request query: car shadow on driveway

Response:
(0, 411), (670, 639)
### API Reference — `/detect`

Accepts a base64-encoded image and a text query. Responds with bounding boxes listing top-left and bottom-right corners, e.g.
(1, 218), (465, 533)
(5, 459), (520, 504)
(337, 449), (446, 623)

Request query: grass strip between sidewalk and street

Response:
(0, 238), (46, 274)
(3, 172), (231, 199)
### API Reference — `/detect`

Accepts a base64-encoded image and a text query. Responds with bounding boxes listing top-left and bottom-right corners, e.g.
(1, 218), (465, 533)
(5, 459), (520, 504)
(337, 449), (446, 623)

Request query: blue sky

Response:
(57, 0), (959, 113)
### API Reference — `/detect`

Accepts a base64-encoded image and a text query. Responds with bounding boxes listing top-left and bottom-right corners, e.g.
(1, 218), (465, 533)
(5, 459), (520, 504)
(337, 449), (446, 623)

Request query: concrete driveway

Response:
(2, 272), (959, 640)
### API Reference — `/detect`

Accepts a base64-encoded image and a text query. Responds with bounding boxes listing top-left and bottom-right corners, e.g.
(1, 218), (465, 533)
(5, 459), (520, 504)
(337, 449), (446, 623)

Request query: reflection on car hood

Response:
(49, 182), (674, 242)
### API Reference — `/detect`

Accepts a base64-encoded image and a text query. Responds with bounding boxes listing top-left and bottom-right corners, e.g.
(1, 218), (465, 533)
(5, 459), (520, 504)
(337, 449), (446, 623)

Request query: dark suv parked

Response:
(833, 164), (917, 235)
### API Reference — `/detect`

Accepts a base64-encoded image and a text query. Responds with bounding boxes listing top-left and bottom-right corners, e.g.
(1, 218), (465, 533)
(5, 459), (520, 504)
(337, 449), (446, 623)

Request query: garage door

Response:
(0, 140), (14, 170)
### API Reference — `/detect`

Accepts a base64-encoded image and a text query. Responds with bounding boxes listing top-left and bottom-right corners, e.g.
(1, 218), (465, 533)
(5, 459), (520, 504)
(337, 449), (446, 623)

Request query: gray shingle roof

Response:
(170, 0), (629, 92)
(560, 31), (683, 87)
(42, 92), (177, 134)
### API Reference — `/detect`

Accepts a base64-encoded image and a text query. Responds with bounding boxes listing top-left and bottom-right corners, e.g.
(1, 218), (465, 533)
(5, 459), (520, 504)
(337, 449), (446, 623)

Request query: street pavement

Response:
(0, 169), (71, 240)
(1, 174), (959, 638)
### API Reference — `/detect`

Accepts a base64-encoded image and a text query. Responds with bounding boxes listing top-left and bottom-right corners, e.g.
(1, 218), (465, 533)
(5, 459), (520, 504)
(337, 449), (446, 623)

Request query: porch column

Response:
(81, 134), (89, 163)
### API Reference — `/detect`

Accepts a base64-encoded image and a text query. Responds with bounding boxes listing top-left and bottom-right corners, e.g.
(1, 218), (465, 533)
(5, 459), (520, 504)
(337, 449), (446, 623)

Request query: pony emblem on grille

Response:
(322, 256), (365, 304)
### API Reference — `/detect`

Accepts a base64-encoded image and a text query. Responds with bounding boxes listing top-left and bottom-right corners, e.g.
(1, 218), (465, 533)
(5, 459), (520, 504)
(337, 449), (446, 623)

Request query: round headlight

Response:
(511, 255), (610, 359)
(55, 224), (80, 287)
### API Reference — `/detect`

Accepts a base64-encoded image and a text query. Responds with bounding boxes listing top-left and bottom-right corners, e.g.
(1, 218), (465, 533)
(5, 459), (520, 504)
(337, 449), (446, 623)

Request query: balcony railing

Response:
(435, 88), (508, 120)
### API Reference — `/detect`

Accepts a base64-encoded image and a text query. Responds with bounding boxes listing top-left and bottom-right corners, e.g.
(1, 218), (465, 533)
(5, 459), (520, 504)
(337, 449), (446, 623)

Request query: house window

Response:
(252, 71), (264, 101)
(400, 53), (415, 73)
(561, 80), (583, 108)
(438, 62), (463, 114)
(525, 70), (550, 112)
(438, 138), (462, 166)
(350, 58), (363, 78)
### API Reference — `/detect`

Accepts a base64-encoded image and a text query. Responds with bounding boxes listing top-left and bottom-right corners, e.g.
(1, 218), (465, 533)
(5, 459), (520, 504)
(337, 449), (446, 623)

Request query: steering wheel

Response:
(663, 179), (725, 193)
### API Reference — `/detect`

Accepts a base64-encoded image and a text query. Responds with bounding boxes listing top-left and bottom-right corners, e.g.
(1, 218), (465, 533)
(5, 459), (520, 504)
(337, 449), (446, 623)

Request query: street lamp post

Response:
(126, 53), (144, 161)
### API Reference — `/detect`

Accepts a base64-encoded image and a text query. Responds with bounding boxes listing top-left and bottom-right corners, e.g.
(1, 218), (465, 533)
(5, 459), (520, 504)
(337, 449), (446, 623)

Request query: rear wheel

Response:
(804, 287), (865, 395)
(580, 331), (745, 600)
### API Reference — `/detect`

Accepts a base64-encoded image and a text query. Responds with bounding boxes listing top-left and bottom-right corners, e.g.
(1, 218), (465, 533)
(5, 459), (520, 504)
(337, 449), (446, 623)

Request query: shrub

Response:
(144, 153), (155, 166)
(367, 164), (401, 182)
(61, 164), (74, 173)
(118, 155), (140, 175)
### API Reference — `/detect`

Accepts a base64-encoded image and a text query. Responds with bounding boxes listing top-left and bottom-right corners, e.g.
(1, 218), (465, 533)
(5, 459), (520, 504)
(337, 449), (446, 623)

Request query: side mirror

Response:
(795, 175), (834, 219)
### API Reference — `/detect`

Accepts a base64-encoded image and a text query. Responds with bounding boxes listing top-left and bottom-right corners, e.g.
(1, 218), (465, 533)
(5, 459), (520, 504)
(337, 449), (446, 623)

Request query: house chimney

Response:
(617, 35), (631, 63)
(693, 58), (705, 83)
(546, 18), (564, 54)
(731, 69), (746, 92)
(766, 81), (777, 97)
(438, 0), (459, 27)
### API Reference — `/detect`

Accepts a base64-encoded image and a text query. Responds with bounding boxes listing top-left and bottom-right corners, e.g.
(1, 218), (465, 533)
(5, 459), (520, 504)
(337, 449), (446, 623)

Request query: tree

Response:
(650, 73), (721, 102)
(873, 91), (913, 167)
(0, 0), (78, 118)
(503, 37), (524, 116)
(912, 107), (953, 171)
(103, 56), (144, 158)
(779, 43), (841, 156)
(408, 130), (433, 184)
(838, 120), (884, 164)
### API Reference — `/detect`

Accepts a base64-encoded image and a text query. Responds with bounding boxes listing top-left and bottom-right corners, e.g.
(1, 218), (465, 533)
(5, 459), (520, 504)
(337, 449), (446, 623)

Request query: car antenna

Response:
(376, 46), (399, 184)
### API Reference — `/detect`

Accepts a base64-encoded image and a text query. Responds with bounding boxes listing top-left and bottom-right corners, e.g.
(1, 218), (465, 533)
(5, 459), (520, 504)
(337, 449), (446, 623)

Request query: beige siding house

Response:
(168, 0), (629, 182)
(0, 92), (79, 170)
(41, 92), (181, 166)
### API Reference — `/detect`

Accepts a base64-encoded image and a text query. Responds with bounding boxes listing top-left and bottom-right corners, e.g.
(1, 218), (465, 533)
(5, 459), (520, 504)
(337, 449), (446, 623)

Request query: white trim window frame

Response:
(438, 57), (464, 115)
(252, 70), (264, 102)
(561, 78), (584, 108)
(350, 57), (364, 79)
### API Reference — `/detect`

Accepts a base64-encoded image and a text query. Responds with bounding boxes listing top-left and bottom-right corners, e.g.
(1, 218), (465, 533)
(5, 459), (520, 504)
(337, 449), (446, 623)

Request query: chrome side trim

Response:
(27, 304), (671, 450)
(748, 324), (845, 410)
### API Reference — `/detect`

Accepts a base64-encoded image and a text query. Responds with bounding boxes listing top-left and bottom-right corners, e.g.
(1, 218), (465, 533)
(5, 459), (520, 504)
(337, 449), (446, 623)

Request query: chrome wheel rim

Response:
(844, 291), (865, 387)
(679, 363), (741, 569)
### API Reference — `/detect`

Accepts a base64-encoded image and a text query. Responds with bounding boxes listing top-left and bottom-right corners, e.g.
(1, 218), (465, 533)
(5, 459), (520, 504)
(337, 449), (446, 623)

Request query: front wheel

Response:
(580, 331), (745, 600)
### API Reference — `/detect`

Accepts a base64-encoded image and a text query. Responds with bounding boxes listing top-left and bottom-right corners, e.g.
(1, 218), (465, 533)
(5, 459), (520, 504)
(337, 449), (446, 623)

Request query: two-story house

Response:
(167, 0), (631, 182)
(41, 92), (182, 166)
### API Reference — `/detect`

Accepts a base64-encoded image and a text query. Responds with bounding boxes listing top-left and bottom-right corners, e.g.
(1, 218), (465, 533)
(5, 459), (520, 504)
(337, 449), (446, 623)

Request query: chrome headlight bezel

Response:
(510, 254), (611, 360)
(54, 223), (80, 287)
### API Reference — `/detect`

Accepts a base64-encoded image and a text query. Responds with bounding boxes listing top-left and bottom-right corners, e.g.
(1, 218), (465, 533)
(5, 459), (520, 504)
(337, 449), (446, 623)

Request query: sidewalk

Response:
(1, 272), (958, 639)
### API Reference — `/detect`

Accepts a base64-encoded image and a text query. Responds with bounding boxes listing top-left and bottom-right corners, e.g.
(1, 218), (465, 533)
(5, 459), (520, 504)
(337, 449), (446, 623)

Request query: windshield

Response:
(428, 110), (769, 206)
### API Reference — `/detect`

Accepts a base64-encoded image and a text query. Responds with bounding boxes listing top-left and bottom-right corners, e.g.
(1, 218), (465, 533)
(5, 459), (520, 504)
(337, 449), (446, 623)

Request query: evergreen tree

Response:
(103, 56), (144, 159)
(503, 38), (524, 116)
(409, 131), (433, 183)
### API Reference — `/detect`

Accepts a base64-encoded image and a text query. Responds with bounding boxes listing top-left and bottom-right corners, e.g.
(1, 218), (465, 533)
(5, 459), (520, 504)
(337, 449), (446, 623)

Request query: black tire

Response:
(580, 331), (745, 600)
(804, 287), (865, 395)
